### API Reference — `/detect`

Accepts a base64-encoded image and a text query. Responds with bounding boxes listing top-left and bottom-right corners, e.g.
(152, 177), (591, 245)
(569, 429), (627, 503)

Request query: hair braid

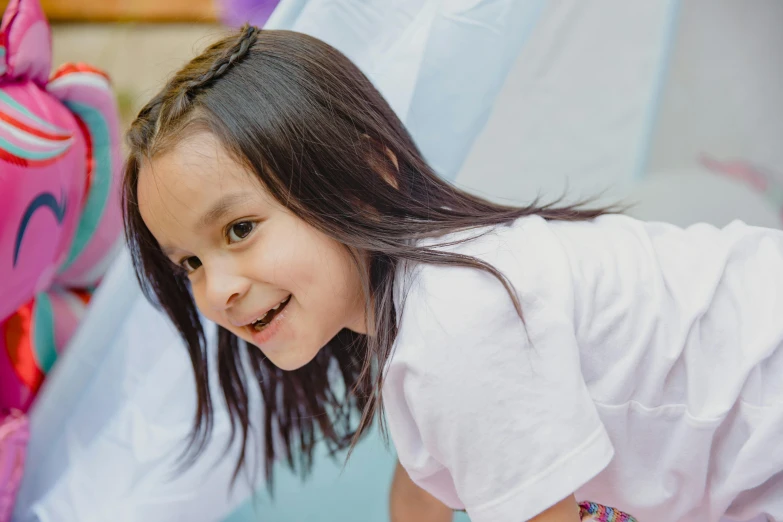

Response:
(156, 24), (260, 133)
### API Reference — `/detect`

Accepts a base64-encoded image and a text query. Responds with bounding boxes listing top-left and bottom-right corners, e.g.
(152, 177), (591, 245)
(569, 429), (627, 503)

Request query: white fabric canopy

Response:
(266, 0), (547, 181)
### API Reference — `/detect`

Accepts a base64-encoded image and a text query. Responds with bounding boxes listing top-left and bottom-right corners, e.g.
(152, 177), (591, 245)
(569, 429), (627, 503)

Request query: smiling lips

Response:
(249, 295), (292, 331)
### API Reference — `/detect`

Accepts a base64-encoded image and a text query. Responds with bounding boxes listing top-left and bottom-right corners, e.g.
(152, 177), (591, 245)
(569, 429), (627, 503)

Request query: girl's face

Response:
(137, 132), (367, 370)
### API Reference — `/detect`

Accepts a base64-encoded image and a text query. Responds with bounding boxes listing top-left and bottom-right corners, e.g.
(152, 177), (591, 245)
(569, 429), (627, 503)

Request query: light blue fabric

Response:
(224, 428), (471, 522)
(633, 0), (682, 180)
(264, 0), (546, 181)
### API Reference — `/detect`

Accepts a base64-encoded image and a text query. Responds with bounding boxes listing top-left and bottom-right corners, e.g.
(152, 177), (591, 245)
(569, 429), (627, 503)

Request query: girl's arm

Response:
(390, 461), (580, 522)
(390, 460), (453, 522)
(529, 495), (581, 522)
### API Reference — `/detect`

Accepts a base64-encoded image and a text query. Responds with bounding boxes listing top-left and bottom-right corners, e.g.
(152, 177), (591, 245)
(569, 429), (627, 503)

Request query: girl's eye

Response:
(227, 221), (256, 243)
(180, 256), (202, 273)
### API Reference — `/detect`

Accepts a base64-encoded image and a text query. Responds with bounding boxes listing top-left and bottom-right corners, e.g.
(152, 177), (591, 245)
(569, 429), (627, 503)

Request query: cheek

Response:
(273, 224), (358, 302)
(303, 240), (362, 316)
(262, 220), (322, 281)
(188, 281), (212, 319)
(258, 234), (318, 294)
(301, 237), (354, 287)
(188, 278), (227, 329)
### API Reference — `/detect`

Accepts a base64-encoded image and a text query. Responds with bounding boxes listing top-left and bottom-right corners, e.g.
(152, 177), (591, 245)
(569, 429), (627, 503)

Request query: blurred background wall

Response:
(34, 0), (783, 230)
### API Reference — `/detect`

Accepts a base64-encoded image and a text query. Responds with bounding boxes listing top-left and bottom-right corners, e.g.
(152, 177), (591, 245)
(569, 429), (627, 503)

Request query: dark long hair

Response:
(122, 25), (611, 487)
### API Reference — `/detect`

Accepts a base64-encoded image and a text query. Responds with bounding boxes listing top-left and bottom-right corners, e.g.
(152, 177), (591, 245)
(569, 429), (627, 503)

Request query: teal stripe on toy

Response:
(0, 47), (6, 75)
(0, 134), (70, 160)
(59, 101), (112, 271)
(32, 293), (58, 374)
(0, 90), (66, 133)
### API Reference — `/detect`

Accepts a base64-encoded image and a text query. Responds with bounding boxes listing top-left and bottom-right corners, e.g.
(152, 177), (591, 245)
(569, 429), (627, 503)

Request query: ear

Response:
(1, 0), (52, 85)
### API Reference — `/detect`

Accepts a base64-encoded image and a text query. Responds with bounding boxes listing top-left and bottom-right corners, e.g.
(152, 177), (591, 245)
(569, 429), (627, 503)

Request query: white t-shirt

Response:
(383, 214), (783, 522)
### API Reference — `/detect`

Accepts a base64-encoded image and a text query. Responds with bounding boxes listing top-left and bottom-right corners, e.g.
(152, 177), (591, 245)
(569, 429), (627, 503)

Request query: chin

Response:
(248, 342), (320, 372)
(271, 358), (312, 372)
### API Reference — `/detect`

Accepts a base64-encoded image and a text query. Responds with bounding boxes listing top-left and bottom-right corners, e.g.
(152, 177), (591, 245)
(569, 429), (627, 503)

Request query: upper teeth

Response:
(251, 298), (288, 324)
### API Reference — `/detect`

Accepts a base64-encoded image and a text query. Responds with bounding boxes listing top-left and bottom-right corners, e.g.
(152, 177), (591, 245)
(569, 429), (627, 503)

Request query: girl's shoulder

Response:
(394, 213), (783, 353)
(393, 215), (581, 351)
(398, 213), (640, 308)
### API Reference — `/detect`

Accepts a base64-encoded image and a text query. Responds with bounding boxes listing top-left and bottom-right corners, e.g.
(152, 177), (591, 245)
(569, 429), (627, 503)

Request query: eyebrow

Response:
(160, 191), (254, 257)
(198, 191), (254, 229)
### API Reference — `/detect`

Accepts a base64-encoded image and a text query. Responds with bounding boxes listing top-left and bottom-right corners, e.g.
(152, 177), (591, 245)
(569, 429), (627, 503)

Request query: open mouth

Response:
(249, 295), (292, 332)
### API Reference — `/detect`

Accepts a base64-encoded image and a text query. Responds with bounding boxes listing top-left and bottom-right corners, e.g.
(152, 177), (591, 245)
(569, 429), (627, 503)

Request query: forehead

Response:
(137, 133), (261, 240)
(139, 131), (241, 195)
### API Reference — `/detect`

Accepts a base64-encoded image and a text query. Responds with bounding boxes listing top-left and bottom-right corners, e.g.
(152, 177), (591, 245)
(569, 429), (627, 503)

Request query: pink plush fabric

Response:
(0, 410), (28, 522)
(0, 0), (121, 412)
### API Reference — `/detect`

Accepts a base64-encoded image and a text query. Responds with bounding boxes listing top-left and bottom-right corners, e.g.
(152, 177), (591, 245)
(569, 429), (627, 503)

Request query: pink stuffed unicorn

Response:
(0, 0), (121, 518)
(0, 0), (121, 411)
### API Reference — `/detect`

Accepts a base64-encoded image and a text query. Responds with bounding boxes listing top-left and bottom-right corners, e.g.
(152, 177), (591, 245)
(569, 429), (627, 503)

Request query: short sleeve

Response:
(384, 221), (614, 522)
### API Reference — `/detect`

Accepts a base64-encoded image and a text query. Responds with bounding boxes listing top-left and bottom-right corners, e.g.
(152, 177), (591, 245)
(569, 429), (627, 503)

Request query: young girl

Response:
(122, 25), (783, 522)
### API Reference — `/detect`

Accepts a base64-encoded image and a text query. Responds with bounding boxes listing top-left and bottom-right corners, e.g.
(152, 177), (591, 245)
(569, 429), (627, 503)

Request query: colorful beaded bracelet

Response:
(579, 501), (638, 522)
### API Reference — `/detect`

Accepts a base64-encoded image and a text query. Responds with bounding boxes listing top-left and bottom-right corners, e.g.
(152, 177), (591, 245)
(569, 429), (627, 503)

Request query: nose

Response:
(203, 261), (250, 312)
